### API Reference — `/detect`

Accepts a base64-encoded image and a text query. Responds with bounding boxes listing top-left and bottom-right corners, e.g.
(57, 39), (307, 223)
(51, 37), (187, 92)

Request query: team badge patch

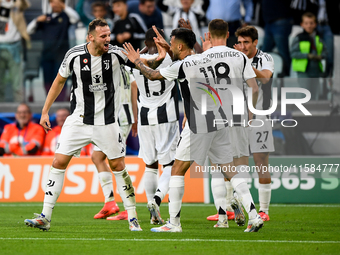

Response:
(83, 59), (88, 64)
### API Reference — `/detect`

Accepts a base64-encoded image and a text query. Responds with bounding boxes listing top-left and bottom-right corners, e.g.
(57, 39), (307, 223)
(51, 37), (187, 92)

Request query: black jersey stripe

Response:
(140, 106), (149, 125)
(80, 53), (95, 125)
(205, 111), (217, 132)
(171, 81), (180, 121)
(102, 52), (115, 124)
(157, 103), (169, 124)
(123, 104), (132, 124)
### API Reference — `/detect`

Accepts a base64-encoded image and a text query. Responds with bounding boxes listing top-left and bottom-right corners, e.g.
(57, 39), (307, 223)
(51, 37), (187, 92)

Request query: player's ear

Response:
(254, 39), (258, 47)
(226, 31), (229, 39)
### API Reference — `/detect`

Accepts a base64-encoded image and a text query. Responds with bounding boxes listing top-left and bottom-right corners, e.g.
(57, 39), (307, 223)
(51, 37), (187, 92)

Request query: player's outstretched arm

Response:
(253, 68), (272, 85)
(140, 41), (166, 70)
(40, 73), (68, 133)
(200, 32), (212, 52)
(123, 43), (165, 81)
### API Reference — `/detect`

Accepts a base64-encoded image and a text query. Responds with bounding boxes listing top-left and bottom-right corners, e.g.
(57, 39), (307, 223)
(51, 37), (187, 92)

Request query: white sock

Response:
(211, 171), (227, 221)
(259, 183), (271, 214)
(230, 171), (257, 220)
(144, 167), (158, 202)
(154, 165), (172, 205)
(168, 176), (184, 226)
(225, 181), (234, 212)
(113, 168), (136, 221)
(98, 172), (114, 203)
(42, 167), (65, 221)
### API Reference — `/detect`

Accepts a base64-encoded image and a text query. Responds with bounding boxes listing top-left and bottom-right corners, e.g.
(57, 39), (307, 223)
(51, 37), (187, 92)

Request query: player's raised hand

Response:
(178, 18), (192, 30)
(233, 43), (242, 51)
(40, 113), (52, 133)
(155, 40), (166, 61)
(152, 25), (170, 51)
(200, 32), (212, 51)
(122, 43), (140, 64)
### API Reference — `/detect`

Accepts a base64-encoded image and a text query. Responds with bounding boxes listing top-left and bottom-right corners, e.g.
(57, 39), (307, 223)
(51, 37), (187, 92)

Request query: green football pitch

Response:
(1, 203), (339, 255)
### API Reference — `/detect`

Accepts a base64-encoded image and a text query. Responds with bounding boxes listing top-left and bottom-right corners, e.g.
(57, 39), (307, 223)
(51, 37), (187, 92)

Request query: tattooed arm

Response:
(123, 43), (165, 81)
(140, 56), (164, 70)
(134, 59), (165, 81)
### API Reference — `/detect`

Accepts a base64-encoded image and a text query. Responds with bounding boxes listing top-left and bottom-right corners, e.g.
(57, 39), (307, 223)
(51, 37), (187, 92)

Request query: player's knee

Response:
(108, 157), (125, 171)
(52, 157), (69, 169)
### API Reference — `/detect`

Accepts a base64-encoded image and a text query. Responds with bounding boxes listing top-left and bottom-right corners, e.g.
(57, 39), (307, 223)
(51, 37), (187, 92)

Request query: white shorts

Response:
(175, 123), (233, 166)
(56, 116), (125, 159)
(93, 124), (131, 153)
(249, 116), (275, 153)
(138, 121), (179, 165)
(229, 126), (249, 158)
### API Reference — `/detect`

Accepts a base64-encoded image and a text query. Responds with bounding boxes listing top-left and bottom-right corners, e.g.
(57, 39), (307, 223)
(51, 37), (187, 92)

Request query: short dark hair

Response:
(88, 18), (108, 34)
(140, 0), (155, 4)
(208, 19), (228, 38)
(302, 12), (317, 23)
(235, 26), (258, 42)
(91, 1), (106, 10)
(49, 0), (65, 3)
(145, 27), (165, 44)
(112, 0), (127, 4)
(170, 28), (196, 49)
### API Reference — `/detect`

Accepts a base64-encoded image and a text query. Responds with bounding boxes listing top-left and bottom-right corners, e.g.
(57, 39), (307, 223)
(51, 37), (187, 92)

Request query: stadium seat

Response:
(23, 40), (43, 102)
(254, 25), (265, 49)
(268, 52), (283, 78)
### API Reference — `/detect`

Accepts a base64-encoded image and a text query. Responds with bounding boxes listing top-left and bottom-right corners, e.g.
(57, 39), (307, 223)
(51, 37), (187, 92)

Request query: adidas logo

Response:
(81, 65), (90, 71)
(260, 144), (267, 149)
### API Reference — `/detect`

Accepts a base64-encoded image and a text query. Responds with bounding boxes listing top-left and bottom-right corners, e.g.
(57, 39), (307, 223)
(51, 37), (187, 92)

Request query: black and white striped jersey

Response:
(246, 49), (274, 111)
(118, 66), (135, 126)
(160, 46), (256, 134)
(132, 53), (179, 126)
(203, 46), (255, 126)
(59, 43), (128, 125)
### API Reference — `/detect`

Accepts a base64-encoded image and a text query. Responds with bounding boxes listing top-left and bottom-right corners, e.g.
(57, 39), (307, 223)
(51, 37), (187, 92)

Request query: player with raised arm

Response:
(123, 21), (263, 232)
(24, 18), (142, 231)
(130, 27), (180, 224)
(234, 25), (275, 221)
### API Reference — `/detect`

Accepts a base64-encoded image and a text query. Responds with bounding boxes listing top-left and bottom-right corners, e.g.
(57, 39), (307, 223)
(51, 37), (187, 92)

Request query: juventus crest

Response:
(104, 60), (110, 70)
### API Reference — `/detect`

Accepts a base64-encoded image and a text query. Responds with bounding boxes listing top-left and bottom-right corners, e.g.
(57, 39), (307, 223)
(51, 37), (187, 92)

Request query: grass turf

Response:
(0, 203), (339, 255)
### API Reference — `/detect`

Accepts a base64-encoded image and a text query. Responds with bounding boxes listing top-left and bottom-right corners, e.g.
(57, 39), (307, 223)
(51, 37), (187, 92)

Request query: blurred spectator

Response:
(110, 0), (146, 50)
(42, 108), (92, 155)
(316, 0), (338, 77)
(158, 0), (209, 42)
(206, 0), (253, 47)
(42, 0), (79, 47)
(128, 0), (163, 29)
(27, 0), (79, 102)
(261, 0), (293, 77)
(291, 12), (327, 100)
(76, 0), (112, 28)
(0, 103), (45, 156)
(0, 0), (30, 102)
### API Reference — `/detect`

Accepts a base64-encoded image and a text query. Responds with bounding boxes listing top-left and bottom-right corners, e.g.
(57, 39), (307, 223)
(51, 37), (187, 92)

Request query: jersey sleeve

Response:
(159, 60), (182, 81)
(260, 53), (275, 73)
(243, 56), (256, 81)
(111, 45), (128, 65)
(59, 49), (74, 78)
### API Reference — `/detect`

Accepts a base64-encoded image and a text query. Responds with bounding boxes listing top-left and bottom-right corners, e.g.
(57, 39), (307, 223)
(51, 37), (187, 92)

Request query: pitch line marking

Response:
(0, 237), (339, 244)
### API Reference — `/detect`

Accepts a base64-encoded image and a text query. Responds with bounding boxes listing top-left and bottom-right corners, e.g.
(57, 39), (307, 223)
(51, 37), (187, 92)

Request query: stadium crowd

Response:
(0, 0), (339, 102)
